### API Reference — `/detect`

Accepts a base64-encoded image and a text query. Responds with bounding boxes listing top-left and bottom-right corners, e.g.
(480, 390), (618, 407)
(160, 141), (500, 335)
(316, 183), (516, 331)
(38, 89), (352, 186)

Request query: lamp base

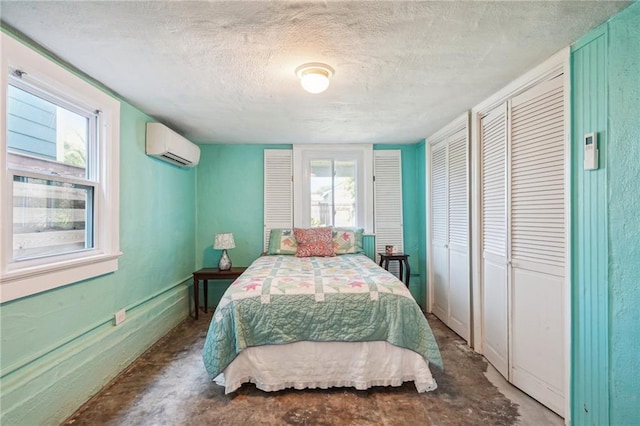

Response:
(218, 249), (232, 271)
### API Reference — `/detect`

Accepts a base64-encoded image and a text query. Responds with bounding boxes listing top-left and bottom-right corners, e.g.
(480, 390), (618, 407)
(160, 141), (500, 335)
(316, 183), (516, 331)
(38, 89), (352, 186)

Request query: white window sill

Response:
(0, 251), (123, 303)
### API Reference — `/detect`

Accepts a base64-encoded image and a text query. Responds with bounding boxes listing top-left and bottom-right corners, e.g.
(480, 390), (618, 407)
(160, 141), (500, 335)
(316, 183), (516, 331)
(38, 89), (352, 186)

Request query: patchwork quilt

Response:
(202, 254), (443, 379)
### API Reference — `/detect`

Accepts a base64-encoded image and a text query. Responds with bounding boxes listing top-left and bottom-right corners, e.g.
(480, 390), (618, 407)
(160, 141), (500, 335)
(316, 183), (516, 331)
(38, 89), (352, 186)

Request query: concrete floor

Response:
(65, 312), (563, 426)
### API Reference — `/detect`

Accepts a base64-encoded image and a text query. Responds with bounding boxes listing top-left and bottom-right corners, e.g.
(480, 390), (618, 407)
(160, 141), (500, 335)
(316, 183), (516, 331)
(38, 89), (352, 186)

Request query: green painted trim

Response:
(571, 24), (607, 52)
(570, 24), (610, 425)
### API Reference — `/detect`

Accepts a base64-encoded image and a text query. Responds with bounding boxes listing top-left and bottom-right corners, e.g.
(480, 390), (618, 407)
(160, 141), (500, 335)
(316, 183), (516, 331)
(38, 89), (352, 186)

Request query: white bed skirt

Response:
(214, 340), (438, 394)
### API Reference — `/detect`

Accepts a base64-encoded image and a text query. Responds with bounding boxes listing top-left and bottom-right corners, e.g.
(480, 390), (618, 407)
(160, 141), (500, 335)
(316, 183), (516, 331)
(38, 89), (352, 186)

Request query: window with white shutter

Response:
(263, 150), (293, 251)
(374, 150), (403, 276)
(264, 146), (401, 269)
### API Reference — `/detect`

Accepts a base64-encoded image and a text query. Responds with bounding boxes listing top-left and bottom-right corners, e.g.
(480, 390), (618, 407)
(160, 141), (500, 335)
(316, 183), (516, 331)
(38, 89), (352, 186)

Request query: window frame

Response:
(1, 33), (121, 303)
(293, 144), (373, 232)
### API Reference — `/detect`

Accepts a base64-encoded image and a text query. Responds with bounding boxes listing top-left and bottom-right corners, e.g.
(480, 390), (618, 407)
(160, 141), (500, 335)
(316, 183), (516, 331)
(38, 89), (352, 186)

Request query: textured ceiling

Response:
(0, 1), (631, 144)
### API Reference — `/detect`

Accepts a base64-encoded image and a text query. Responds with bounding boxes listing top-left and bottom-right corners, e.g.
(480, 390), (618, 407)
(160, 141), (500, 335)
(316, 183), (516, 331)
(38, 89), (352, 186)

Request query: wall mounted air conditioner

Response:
(145, 122), (200, 167)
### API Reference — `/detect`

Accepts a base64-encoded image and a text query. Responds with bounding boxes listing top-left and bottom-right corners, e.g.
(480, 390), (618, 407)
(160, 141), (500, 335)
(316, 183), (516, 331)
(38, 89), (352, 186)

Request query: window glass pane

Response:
(13, 176), (94, 260)
(309, 159), (357, 227)
(7, 84), (89, 178)
(334, 160), (356, 227)
(310, 159), (332, 227)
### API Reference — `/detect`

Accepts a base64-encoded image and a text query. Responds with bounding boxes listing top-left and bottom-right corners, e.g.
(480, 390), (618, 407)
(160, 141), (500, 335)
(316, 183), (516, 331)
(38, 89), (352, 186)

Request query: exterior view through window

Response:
(7, 82), (96, 261)
(309, 159), (356, 227)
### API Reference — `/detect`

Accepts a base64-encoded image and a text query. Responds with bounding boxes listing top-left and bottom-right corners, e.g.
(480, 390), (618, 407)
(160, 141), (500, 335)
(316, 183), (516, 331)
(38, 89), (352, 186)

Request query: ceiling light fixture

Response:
(295, 62), (335, 94)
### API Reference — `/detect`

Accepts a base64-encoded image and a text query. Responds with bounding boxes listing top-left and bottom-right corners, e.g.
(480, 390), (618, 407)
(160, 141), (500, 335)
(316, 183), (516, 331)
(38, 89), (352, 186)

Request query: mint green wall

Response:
(195, 144), (290, 306)
(0, 33), (196, 425)
(571, 4), (640, 425)
(196, 143), (427, 309)
(606, 3), (640, 424)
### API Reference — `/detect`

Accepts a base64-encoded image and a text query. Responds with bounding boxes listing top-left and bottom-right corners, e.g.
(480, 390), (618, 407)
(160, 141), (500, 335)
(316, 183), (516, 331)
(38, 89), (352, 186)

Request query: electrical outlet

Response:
(114, 308), (126, 325)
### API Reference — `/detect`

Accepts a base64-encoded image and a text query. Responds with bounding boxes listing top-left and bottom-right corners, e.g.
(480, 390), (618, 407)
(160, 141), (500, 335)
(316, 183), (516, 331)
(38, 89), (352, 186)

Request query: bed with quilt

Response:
(202, 227), (443, 394)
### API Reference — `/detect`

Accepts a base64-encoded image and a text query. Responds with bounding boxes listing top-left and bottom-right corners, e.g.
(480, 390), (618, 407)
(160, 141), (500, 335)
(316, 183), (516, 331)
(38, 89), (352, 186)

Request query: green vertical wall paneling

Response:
(606, 3), (640, 424)
(571, 27), (609, 425)
(362, 234), (376, 261)
(0, 33), (197, 425)
(571, 4), (640, 424)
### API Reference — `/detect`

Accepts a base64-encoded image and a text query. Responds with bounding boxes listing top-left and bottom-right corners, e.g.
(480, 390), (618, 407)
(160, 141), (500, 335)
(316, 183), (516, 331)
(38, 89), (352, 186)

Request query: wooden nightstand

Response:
(191, 267), (247, 319)
(378, 253), (410, 287)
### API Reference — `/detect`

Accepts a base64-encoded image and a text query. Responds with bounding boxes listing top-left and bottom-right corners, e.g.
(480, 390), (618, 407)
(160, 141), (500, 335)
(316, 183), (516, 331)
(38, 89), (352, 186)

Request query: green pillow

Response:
(267, 229), (298, 255)
(332, 227), (364, 254)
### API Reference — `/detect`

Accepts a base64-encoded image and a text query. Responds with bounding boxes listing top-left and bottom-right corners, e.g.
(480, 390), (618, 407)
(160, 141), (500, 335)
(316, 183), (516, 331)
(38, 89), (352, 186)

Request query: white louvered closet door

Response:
(446, 129), (470, 341)
(263, 150), (293, 251)
(430, 140), (449, 323)
(373, 150), (404, 278)
(480, 103), (509, 378)
(429, 122), (470, 342)
(509, 75), (565, 415)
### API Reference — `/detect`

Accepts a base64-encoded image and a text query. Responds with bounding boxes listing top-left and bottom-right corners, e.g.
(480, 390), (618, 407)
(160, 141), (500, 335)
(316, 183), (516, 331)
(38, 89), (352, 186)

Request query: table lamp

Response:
(214, 232), (235, 271)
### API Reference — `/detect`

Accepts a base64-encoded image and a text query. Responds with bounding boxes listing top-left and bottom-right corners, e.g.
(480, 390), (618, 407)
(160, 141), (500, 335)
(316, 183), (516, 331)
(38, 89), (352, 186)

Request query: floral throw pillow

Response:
(267, 229), (298, 255)
(332, 227), (365, 254)
(294, 227), (335, 257)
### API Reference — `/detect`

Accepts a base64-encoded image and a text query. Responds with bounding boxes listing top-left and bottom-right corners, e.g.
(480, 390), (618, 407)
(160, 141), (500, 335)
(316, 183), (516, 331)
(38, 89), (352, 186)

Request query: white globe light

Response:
(295, 63), (335, 94)
(300, 72), (330, 94)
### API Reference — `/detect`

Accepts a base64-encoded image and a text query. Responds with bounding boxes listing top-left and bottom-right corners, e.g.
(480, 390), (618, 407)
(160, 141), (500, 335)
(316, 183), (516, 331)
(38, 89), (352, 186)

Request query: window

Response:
(1, 33), (121, 302)
(8, 82), (97, 261)
(309, 159), (357, 227)
(293, 144), (373, 231)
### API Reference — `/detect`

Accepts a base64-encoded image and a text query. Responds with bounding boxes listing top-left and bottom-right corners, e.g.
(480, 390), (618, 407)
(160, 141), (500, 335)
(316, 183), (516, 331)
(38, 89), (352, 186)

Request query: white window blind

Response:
(263, 149), (293, 251)
(481, 103), (507, 256)
(510, 76), (565, 269)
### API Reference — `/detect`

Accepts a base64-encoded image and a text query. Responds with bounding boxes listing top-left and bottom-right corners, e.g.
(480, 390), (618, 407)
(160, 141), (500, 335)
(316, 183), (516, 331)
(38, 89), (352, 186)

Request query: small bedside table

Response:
(378, 253), (410, 287)
(191, 267), (247, 319)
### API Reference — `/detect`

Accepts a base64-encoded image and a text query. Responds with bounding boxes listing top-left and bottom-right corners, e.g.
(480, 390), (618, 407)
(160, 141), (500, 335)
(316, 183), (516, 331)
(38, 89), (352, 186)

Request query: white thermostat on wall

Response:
(584, 132), (599, 170)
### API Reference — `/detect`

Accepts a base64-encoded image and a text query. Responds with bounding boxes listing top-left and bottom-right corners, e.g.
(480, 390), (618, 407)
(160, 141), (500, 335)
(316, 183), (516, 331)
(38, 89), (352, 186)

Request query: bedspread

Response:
(202, 254), (443, 379)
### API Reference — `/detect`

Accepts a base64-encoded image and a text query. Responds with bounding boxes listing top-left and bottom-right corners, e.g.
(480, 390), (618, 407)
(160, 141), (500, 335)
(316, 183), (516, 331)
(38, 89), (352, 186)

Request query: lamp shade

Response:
(214, 233), (235, 250)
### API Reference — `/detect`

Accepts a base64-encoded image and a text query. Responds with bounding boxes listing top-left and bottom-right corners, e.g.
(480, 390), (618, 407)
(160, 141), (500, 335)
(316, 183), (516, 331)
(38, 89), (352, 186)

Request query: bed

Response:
(202, 229), (442, 394)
